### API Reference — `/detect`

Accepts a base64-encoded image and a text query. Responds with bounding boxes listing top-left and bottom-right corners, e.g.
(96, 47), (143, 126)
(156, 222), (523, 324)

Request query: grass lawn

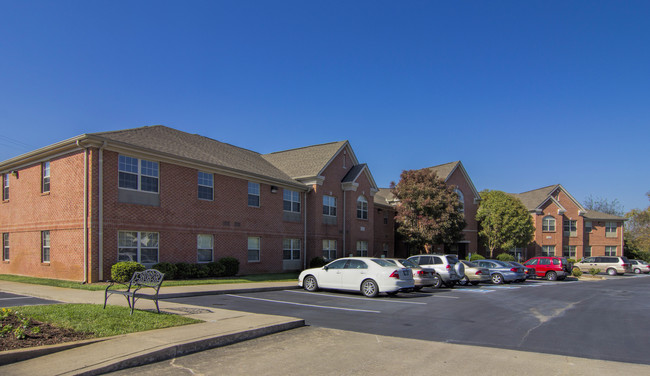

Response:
(10, 304), (201, 338)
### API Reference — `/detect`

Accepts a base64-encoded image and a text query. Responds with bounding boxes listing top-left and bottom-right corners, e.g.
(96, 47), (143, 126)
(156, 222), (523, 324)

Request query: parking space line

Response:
(285, 290), (428, 304)
(0, 296), (38, 301)
(227, 294), (381, 313)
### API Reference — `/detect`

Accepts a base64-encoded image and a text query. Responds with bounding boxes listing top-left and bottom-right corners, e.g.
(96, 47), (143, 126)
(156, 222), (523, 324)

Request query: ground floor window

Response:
(584, 246), (592, 257)
(322, 239), (337, 260)
(542, 245), (555, 257)
(563, 245), (576, 259)
(2, 233), (8, 261)
(283, 238), (301, 260)
(605, 246), (617, 256)
(356, 241), (368, 257)
(41, 231), (50, 263)
(197, 234), (214, 263)
(118, 231), (159, 264)
(248, 237), (260, 262)
(382, 243), (389, 257)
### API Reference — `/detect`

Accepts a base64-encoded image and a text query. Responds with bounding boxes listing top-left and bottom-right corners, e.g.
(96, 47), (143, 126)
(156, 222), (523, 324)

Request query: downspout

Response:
(343, 190), (346, 256)
(99, 141), (106, 280)
(303, 190), (308, 270)
(76, 140), (88, 283)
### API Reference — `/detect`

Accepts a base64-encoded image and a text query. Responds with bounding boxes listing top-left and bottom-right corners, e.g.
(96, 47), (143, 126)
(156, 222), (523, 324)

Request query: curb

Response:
(157, 284), (300, 299)
(0, 338), (108, 366)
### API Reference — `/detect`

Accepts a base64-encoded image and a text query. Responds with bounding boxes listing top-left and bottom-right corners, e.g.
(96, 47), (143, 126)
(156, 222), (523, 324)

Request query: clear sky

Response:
(1, 1), (648, 212)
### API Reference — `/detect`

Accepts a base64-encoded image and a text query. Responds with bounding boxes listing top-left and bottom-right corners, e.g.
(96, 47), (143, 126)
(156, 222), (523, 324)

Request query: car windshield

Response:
(621, 256), (630, 263)
(640, 260), (649, 265)
(463, 260), (477, 268)
(493, 260), (511, 268)
(398, 259), (418, 268)
(382, 259), (399, 266)
(372, 259), (396, 267)
(446, 255), (460, 264)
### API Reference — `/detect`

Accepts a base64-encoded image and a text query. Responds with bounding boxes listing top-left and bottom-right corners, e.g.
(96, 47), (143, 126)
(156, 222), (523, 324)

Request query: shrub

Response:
(589, 268), (600, 276)
(470, 254), (485, 261)
(110, 261), (145, 282)
(496, 253), (515, 262)
(206, 262), (226, 277)
(152, 262), (178, 280)
(310, 257), (327, 268)
(193, 263), (210, 279)
(567, 258), (576, 264)
(174, 262), (193, 280)
(572, 268), (583, 277)
(218, 257), (240, 277)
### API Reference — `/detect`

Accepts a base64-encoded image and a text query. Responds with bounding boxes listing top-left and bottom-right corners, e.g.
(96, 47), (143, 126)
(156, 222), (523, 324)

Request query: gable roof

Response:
(509, 184), (586, 213)
(426, 161), (480, 200)
(262, 141), (350, 179)
(583, 210), (626, 221)
(374, 188), (396, 207)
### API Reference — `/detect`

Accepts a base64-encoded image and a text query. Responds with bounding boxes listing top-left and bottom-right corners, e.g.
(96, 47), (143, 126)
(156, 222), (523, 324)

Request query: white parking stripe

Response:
(0, 296), (38, 301)
(227, 294), (381, 313)
(285, 290), (428, 304)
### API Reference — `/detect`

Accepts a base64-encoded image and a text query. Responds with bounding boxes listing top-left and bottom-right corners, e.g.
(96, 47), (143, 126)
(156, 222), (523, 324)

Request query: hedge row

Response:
(110, 257), (240, 281)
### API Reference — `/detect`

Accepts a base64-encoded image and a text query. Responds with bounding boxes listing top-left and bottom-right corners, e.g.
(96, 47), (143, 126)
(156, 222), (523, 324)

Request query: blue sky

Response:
(1, 1), (648, 212)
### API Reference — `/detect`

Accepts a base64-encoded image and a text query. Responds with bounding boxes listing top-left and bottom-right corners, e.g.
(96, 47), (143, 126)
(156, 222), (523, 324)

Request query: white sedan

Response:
(298, 257), (415, 297)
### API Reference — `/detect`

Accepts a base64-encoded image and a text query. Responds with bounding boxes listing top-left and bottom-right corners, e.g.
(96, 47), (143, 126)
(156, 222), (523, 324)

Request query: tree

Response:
(583, 195), (624, 216)
(477, 190), (535, 258)
(390, 169), (466, 254)
(625, 193), (650, 261)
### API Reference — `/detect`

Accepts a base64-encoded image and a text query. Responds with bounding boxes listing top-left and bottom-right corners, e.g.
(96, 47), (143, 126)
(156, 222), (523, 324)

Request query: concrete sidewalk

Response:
(0, 280), (304, 375)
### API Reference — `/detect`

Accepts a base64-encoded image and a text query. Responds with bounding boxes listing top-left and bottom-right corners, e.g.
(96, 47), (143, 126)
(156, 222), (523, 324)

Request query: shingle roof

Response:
(341, 164), (367, 183)
(262, 141), (348, 179)
(508, 185), (559, 211)
(374, 188), (395, 207)
(426, 161), (460, 181)
(583, 210), (626, 221)
(90, 125), (301, 186)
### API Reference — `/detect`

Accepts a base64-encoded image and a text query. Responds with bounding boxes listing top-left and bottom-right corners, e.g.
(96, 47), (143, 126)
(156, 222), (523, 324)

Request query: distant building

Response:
(0, 125), (392, 282)
(509, 184), (626, 261)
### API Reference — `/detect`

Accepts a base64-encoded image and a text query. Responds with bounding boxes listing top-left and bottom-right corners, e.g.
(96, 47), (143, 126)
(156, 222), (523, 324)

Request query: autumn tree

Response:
(390, 169), (466, 253)
(476, 190), (534, 258)
(625, 193), (650, 261)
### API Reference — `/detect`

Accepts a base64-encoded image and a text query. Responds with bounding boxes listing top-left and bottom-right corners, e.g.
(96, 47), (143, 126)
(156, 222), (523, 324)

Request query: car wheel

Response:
(303, 275), (319, 292)
(458, 276), (470, 286)
(545, 271), (557, 281)
(431, 274), (442, 289)
(361, 279), (379, 297)
(634, 268), (641, 274)
(607, 268), (617, 276)
(491, 273), (504, 284)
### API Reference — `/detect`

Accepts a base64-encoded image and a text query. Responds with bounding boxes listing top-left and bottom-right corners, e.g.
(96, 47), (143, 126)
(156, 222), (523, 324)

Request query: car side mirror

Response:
(323, 266), (329, 271)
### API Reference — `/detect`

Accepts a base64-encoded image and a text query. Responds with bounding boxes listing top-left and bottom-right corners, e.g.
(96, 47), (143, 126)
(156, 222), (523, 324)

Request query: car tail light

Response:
(389, 270), (400, 279)
(475, 270), (482, 275)
(510, 268), (518, 272)
(446, 265), (452, 270)
(416, 270), (425, 276)
(622, 264), (629, 268)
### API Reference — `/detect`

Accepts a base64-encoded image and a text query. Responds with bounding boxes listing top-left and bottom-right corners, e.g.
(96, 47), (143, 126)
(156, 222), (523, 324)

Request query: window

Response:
(2, 174), (8, 201)
(563, 220), (577, 237)
(283, 238), (301, 260)
(283, 189), (300, 213)
(356, 240), (368, 257)
(42, 161), (50, 193)
(383, 243), (389, 257)
(2, 233), (8, 261)
(197, 234), (213, 263)
(563, 245), (576, 258)
(118, 231), (159, 264)
(322, 195), (337, 216)
(247, 237), (260, 262)
(605, 246), (617, 256)
(542, 216), (555, 232)
(584, 246), (592, 257)
(248, 182), (260, 207)
(383, 214), (388, 225)
(585, 221), (592, 233)
(118, 156), (159, 193)
(41, 231), (50, 263)
(605, 222), (617, 238)
(542, 245), (555, 256)
(455, 189), (465, 213)
(198, 172), (213, 200)
(356, 196), (368, 220)
(323, 240), (337, 260)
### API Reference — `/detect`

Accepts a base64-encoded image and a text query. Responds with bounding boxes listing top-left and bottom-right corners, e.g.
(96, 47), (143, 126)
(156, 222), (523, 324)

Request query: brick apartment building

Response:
(0, 125), (393, 282)
(376, 161), (481, 259)
(509, 185), (626, 261)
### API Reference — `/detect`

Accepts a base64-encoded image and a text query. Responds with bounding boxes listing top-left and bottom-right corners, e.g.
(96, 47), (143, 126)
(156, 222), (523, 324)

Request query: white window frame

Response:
(41, 230), (50, 263)
(323, 195), (337, 217)
(2, 174), (8, 201)
(118, 155), (159, 193)
(197, 234), (214, 263)
(563, 245), (576, 258)
(248, 182), (260, 207)
(42, 161), (50, 193)
(563, 220), (577, 237)
(542, 216), (555, 232)
(605, 222), (617, 238)
(584, 246), (592, 257)
(248, 237), (260, 262)
(118, 231), (159, 264)
(455, 189), (465, 213)
(322, 239), (337, 260)
(283, 238), (301, 260)
(283, 189), (301, 213)
(356, 240), (368, 257)
(585, 221), (592, 233)
(198, 172), (214, 201)
(542, 245), (555, 257)
(2, 233), (9, 261)
(382, 243), (389, 257)
(356, 196), (368, 220)
(605, 246), (617, 256)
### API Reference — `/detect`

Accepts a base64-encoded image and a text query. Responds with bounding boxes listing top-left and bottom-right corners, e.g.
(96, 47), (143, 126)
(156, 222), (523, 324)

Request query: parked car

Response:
(458, 260), (491, 286)
(523, 256), (572, 281)
(508, 261), (535, 281)
(384, 258), (439, 290)
(473, 259), (526, 284)
(298, 257), (415, 297)
(573, 256), (632, 276)
(629, 259), (650, 274)
(407, 254), (465, 287)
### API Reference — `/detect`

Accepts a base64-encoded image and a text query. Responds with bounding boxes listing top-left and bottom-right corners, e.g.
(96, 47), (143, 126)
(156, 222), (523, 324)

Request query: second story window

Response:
(248, 182), (260, 207)
(283, 189), (300, 213)
(454, 189), (465, 213)
(356, 196), (368, 219)
(118, 155), (159, 193)
(605, 222), (617, 237)
(563, 220), (577, 237)
(198, 172), (214, 200)
(585, 221), (592, 233)
(323, 195), (337, 216)
(2, 174), (8, 201)
(42, 162), (50, 193)
(542, 216), (555, 232)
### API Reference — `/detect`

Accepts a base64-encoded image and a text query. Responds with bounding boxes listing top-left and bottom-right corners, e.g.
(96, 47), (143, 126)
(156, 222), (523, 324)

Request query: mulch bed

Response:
(0, 314), (92, 351)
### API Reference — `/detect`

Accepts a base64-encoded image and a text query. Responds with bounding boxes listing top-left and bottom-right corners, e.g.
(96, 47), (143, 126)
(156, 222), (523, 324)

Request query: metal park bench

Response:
(103, 269), (165, 315)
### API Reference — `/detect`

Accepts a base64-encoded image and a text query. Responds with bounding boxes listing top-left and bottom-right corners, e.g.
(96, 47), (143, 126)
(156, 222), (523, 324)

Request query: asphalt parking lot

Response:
(169, 274), (650, 365)
(0, 291), (59, 308)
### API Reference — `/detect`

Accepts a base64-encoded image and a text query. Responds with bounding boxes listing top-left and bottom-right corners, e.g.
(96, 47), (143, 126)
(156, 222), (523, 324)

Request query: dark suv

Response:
(523, 256), (573, 281)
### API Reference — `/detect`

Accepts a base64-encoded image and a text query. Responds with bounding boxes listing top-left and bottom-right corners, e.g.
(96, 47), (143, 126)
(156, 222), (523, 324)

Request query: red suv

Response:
(523, 256), (573, 281)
